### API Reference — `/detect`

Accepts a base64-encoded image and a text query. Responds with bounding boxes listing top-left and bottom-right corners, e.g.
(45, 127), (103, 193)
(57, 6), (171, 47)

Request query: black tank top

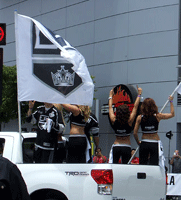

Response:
(70, 113), (86, 127)
(141, 115), (159, 133)
(112, 119), (132, 137)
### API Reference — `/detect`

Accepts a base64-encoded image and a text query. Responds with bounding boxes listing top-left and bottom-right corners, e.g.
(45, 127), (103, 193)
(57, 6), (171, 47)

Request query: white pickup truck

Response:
(0, 131), (166, 200)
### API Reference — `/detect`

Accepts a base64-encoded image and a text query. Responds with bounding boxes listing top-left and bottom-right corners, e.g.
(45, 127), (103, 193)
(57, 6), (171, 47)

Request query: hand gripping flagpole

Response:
(159, 82), (181, 113)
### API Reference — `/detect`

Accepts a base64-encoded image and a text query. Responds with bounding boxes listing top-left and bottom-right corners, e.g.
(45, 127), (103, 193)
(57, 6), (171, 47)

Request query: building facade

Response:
(0, 0), (180, 170)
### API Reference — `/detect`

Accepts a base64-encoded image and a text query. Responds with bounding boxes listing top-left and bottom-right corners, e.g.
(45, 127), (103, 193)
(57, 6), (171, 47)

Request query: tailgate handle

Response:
(137, 173), (146, 179)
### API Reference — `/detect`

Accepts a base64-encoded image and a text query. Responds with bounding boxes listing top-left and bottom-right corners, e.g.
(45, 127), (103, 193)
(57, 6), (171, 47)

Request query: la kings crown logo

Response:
(51, 65), (75, 86)
(32, 23), (82, 96)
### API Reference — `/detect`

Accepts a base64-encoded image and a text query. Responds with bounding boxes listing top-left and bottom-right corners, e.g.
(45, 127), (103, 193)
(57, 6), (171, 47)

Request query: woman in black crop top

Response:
(108, 86), (142, 164)
(134, 96), (174, 166)
(61, 104), (90, 163)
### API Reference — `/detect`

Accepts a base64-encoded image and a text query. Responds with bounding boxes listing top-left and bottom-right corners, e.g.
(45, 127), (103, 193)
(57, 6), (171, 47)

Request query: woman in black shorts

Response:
(108, 86), (142, 164)
(61, 104), (90, 163)
(134, 96), (174, 166)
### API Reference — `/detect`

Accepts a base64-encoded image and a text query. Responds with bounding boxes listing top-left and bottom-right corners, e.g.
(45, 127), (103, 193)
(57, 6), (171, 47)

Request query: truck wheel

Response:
(31, 189), (68, 200)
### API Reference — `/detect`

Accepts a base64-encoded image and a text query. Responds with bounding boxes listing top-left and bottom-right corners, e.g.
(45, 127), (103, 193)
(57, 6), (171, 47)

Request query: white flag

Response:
(176, 82), (181, 95)
(15, 12), (94, 106)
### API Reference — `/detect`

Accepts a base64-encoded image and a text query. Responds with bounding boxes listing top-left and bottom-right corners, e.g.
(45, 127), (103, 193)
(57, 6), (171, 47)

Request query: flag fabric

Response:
(15, 12), (94, 106)
(176, 82), (181, 95)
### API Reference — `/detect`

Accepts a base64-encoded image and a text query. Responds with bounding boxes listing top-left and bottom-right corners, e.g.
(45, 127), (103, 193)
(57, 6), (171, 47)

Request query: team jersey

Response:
(85, 113), (99, 137)
(69, 113), (86, 127)
(141, 115), (159, 134)
(112, 119), (132, 137)
(26, 105), (63, 149)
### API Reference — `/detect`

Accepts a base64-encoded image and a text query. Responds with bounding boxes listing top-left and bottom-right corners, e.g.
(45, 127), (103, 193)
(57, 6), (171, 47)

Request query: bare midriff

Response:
(114, 135), (131, 145)
(70, 124), (85, 135)
(142, 132), (160, 141)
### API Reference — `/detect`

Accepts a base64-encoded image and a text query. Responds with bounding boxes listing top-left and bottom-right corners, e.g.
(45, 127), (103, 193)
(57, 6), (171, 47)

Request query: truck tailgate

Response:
(112, 164), (166, 200)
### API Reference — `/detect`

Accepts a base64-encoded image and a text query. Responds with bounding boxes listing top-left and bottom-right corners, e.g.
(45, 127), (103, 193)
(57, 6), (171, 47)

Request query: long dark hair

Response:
(141, 98), (158, 121)
(116, 104), (130, 126)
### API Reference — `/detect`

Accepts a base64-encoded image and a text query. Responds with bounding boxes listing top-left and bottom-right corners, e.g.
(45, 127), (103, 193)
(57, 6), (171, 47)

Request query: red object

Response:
(131, 157), (139, 164)
(0, 27), (4, 41)
(0, 24), (6, 45)
(91, 169), (113, 184)
(93, 156), (107, 163)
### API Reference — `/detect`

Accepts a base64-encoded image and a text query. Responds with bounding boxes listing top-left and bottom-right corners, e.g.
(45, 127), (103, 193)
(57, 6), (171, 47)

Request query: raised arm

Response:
(108, 89), (116, 124)
(133, 115), (142, 145)
(129, 86), (142, 125)
(157, 96), (175, 121)
(61, 104), (80, 116)
(27, 101), (35, 117)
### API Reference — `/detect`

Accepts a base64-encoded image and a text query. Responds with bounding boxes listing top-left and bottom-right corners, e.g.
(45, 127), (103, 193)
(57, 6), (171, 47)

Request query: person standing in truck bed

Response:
(26, 101), (65, 163)
(61, 104), (91, 163)
(134, 96), (174, 166)
(108, 86), (142, 164)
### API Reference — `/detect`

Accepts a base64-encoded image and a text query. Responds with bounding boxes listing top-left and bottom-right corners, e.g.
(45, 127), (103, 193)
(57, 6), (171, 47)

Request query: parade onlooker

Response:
(130, 148), (139, 164)
(108, 86), (142, 164)
(170, 150), (181, 173)
(0, 156), (30, 200)
(93, 148), (107, 163)
(134, 96), (175, 166)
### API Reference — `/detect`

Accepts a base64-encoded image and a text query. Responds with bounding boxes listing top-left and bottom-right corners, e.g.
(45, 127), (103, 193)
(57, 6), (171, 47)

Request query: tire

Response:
(31, 189), (68, 200)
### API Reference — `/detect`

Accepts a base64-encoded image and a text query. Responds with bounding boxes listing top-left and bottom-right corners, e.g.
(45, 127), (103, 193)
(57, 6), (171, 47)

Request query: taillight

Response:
(165, 171), (168, 195)
(91, 169), (113, 195)
(166, 172), (168, 185)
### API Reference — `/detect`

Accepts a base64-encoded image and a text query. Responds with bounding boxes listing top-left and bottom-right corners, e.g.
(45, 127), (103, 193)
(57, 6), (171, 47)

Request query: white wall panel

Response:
(177, 107), (181, 122)
(41, 0), (66, 12)
(128, 30), (178, 59)
(95, 0), (129, 19)
(41, 9), (67, 30)
(77, 44), (94, 66)
(128, 56), (178, 84)
(0, 5), (20, 25)
(129, 5), (178, 35)
(66, 0), (94, 26)
(95, 13), (128, 42)
(66, 22), (94, 46)
(66, 0), (88, 7)
(3, 43), (16, 64)
(0, 0), (26, 8)
(6, 24), (14, 43)
(94, 62), (128, 87)
(128, 0), (178, 11)
(16, 0), (42, 17)
(94, 38), (128, 65)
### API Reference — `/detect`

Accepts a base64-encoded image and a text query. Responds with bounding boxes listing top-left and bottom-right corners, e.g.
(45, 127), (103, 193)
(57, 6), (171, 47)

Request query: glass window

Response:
(0, 138), (5, 156)
(22, 138), (35, 163)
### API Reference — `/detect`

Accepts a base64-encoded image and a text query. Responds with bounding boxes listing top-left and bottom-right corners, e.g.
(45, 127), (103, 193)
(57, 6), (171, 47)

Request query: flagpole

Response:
(127, 146), (139, 164)
(18, 101), (22, 133)
(14, 10), (22, 134)
(159, 82), (181, 113)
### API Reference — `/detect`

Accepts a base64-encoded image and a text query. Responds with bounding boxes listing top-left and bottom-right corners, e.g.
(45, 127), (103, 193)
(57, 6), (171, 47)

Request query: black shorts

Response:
(139, 141), (158, 165)
(112, 145), (131, 164)
(67, 135), (87, 163)
(34, 146), (55, 163)
(54, 142), (67, 163)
